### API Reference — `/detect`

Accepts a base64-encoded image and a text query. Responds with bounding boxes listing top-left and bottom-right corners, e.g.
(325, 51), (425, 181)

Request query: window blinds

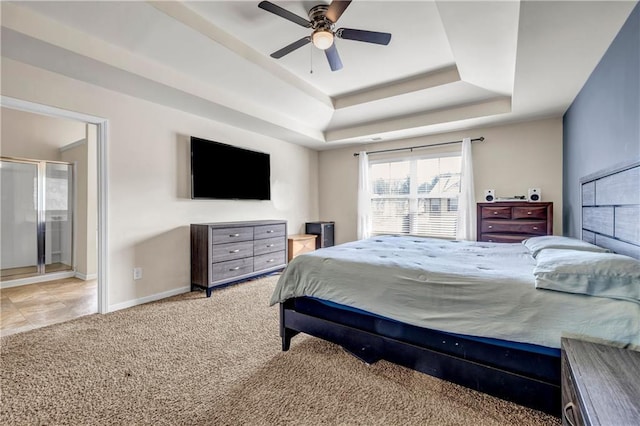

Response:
(369, 154), (461, 239)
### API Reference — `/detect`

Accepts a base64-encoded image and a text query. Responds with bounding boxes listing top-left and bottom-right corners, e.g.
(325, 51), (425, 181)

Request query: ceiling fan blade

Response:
(325, 0), (352, 23)
(270, 37), (311, 59)
(336, 28), (392, 45)
(324, 43), (343, 72)
(258, 1), (311, 28)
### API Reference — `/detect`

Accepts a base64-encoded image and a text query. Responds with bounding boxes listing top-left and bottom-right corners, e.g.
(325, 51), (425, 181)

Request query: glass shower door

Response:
(0, 160), (39, 279)
(44, 163), (73, 273)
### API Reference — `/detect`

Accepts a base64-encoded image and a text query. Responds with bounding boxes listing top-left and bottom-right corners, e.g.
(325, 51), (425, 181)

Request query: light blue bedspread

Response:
(270, 235), (640, 350)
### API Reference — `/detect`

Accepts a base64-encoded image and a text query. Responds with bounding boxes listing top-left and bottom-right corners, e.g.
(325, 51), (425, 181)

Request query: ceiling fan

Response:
(258, 0), (392, 71)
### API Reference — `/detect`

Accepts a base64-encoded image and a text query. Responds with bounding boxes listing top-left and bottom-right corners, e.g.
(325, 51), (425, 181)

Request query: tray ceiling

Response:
(1, 1), (637, 149)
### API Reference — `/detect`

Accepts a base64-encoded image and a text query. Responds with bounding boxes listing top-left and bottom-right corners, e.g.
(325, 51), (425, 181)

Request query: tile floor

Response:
(1, 263), (72, 280)
(1, 278), (97, 337)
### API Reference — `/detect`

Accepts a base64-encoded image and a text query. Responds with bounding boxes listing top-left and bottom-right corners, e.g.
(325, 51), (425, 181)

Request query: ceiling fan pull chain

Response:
(310, 44), (314, 74)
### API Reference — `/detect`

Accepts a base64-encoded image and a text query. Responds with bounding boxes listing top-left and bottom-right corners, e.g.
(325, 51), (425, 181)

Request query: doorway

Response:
(1, 158), (74, 281)
(0, 96), (108, 322)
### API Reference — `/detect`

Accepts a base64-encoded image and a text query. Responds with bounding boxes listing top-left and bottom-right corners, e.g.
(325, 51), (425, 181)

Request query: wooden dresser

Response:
(190, 220), (287, 297)
(561, 337), (640, 425)
(477, 201), (553, 243)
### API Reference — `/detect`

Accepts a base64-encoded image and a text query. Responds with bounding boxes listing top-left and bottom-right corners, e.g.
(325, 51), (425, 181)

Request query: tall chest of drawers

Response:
(190, 220), (287, 297)
(477, 202), (553, 243)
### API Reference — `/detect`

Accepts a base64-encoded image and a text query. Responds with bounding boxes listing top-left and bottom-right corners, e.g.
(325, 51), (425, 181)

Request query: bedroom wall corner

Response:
(563, 2), (640, 238)
(319, 117), (563, 244)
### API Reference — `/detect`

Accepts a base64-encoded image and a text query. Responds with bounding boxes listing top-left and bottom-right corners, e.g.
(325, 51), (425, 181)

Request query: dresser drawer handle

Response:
(488, 226), (493, 229)
(229, 233), (240, 237)
(488, 239), (494, 242)
(266, 244), (274, 248)
(493, 211), (498, 215)
(229, 266), (240, 271)
(563, 402), (576, 426)
(229, 249), (240, 253)
(266, 259), (275, 263)
(266, 230), (274, 233)
(527, 211), (532, 215)
(533, 227), (538, 230)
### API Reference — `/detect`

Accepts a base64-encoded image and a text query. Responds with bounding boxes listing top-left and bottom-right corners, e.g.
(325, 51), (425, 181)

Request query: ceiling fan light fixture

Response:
(312, 29), (334, 50)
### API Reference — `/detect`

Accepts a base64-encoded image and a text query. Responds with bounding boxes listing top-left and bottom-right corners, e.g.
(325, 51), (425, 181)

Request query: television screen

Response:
(190, 137), (271, 200)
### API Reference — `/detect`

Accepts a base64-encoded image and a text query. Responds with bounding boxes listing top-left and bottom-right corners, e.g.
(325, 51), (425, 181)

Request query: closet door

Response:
(0, 160), (39, 279)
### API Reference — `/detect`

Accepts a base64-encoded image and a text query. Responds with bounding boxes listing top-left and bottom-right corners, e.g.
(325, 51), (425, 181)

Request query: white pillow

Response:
(523, 235), (610, 258)
(534, 249), (640, 304)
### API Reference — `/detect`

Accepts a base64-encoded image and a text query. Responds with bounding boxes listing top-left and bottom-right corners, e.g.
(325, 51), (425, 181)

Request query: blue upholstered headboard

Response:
(581, 161), (640, 260)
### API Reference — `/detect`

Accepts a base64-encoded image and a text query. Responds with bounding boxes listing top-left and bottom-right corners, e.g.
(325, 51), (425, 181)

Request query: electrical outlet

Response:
(133, 267), (143, 280)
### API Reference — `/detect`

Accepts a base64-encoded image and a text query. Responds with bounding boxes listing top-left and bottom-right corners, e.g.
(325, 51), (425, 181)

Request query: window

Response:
(370, 153), (461, 238)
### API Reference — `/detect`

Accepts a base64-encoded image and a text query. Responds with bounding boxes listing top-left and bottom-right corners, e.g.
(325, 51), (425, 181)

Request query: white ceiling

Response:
(1, 1), (637, 150)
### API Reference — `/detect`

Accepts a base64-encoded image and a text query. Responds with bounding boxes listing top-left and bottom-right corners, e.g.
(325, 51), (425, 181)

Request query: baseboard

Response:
(75, 272), (98, 281)
(1, 271), (76, 289)
(108, 286), (191, 312)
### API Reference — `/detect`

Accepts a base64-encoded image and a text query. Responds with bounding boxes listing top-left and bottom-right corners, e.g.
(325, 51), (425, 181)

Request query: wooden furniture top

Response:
(562, 337), (640, 425)
(288, 234), (317, 241)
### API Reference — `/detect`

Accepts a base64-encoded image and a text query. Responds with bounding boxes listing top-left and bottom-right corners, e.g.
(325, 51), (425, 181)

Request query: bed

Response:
(270, 162), (640, 416)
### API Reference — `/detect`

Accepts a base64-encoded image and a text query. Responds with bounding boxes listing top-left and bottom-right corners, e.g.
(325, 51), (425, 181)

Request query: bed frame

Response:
(278, 161), (640, 417)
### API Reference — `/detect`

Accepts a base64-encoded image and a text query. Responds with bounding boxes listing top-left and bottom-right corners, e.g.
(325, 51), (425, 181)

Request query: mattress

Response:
(270, 235), (640, 350)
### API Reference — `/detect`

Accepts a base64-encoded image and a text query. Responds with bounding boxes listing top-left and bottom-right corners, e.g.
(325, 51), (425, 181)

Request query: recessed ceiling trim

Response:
(333, 65), (460, 109)
(0, 30), (325, 146)
(3, 1), (635, 151)
(325, 96), (511, 142)
(435, 0), (520, 96)
(149, 1), (333, 109)
(1, 2), (325, 144)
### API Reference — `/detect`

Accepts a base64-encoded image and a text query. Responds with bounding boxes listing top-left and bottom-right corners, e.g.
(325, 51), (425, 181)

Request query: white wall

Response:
(1, 106), (86, 160)
(319, 118), (563, 244)
(1, 58), (319, 308)
(59, 130), (98, 279)
(86, 124), (98, 277)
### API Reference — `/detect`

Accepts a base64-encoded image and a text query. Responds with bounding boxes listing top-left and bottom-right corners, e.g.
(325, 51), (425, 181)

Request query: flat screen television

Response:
(190, 137), (271, 200)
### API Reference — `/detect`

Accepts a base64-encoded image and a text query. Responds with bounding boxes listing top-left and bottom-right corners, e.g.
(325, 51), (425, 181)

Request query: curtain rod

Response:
(352, 137), (484, 157)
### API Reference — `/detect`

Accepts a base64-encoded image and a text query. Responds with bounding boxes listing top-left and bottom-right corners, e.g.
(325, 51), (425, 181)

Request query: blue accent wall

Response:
(563, 3), (639, 237)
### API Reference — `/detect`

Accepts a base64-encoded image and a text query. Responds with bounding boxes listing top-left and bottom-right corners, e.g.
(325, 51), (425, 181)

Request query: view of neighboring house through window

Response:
(369, 153), (462, 238)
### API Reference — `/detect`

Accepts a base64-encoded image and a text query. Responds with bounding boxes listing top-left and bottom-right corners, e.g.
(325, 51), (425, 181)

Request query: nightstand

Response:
(561, 337), (640, 425)
(287, 234), (317, 261)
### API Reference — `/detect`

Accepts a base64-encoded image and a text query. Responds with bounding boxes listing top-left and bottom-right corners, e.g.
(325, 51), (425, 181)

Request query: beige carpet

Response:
(1, 275), (560, 425)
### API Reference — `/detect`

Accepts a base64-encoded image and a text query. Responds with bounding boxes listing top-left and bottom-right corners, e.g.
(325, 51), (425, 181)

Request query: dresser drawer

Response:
(481, 206), (512, 219)
(561, 338), (640, 426)
(254, 236), (286, 256)
(477, 202), (552, 244)
(211, 227), (254, 244)
(480, 234), (530, 243)
(192, 221), (288, 297)
(481, 220), (547, 235)
(254, 250), (286, 270)
(513, 206), (548, 220)
(210, 257), (253, 282)
(254, 223), (286, 240)
(561, 352), (585, 426)
(211, 241), (253, 263)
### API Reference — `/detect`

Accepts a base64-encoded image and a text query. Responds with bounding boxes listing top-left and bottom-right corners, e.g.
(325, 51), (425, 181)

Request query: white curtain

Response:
(456, 138), (476, 241)
(357, 151), (372, 240)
